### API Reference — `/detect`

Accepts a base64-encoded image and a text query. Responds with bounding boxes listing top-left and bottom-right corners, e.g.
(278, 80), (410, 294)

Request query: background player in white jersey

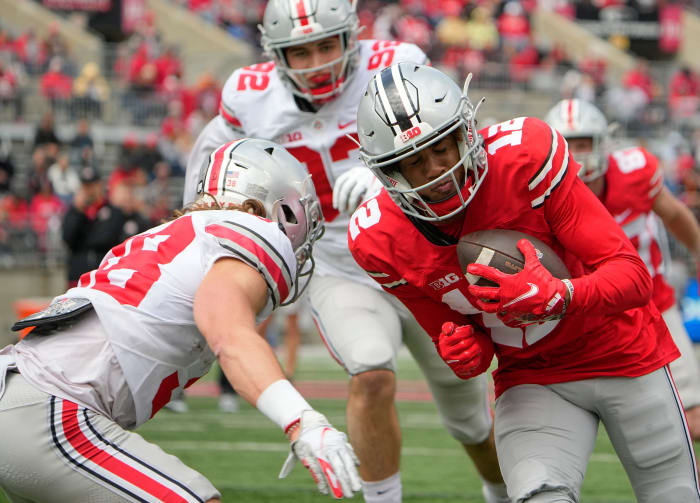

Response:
(546, 98), (700, 441)
(0, 139), (361, 502)
(183, 2), (508, 502)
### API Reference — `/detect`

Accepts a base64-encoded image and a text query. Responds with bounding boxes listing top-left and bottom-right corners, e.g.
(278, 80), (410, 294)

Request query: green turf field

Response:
(0, 349), (646, 502)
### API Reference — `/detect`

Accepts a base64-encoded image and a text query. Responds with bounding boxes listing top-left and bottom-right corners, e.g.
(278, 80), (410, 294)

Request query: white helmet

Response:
(356, 63), (487, 222)
(544, 99), (608, 182)
(197, 138), (324, 304)
(259, 0), (360, 104)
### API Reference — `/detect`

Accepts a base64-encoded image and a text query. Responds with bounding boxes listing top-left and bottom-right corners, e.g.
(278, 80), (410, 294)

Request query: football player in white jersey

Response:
(0, 139), (362, 502)
(183, 2), (508, 502)
(546, 98), (700, 442)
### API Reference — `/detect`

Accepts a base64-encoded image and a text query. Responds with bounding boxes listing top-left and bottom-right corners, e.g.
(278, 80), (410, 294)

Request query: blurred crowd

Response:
(1, 0), (700, 272)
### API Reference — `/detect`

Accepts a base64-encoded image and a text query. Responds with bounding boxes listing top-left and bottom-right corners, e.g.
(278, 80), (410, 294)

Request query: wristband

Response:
(561, 279), (574, 314)
(256, 379), (312, 432)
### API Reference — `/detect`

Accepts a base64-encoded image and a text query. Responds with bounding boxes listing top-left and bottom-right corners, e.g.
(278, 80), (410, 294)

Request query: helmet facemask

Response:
(272, 178), (324, 305)
(572, 136), (607, 183)
(260, 0), (360, 105)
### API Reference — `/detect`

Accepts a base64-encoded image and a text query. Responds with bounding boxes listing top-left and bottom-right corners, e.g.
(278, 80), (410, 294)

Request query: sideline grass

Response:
(0, 349), (644, 502)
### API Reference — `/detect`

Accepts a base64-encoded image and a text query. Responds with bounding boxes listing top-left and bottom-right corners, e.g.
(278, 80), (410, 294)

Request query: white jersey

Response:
(184, 39), (427, 286)
(6, 210), (296, 428)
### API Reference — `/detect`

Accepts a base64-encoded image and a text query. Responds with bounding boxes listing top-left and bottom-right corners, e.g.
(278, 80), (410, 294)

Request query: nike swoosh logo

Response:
(502, 282), (539, 308)
(338, 120), (356, 129)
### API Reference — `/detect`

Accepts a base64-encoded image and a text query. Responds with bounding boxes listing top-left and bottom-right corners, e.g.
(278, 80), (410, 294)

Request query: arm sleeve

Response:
(183, 114), (244, 205)
(546, 175), (652, 315)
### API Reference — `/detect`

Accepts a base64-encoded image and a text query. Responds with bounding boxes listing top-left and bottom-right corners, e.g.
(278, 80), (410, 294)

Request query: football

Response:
(456, 229), (570, 287)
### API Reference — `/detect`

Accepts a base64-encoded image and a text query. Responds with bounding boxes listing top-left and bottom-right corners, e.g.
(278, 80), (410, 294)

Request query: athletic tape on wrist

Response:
(256, 379), (312, 431)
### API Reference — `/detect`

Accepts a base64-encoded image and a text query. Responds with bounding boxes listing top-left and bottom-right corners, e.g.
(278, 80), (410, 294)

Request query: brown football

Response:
(457, 229), (570, 287)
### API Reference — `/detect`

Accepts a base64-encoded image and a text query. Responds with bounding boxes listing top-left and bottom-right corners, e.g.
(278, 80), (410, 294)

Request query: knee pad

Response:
(508, 459), (577, 503)
(431, 375), (491, 445)
(347, 340), (395, 375)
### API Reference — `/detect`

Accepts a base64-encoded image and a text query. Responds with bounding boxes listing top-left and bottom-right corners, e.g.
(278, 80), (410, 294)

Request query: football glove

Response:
(435, 322), (494, 379)
(467, 239), (571, 327)
(332, 166), (377, 214)
(279, 410), (361, 499)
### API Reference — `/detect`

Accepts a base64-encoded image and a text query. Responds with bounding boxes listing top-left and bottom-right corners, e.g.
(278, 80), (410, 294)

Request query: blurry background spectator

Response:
(40, 56), (73, 116)
(61, 165), (151, 288)
(47, 152), (80, 205)
(73, 62), (110, 119)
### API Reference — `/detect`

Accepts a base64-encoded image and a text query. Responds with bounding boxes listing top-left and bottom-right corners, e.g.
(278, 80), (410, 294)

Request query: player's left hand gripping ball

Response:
(467, 239), (571, 327)
(279, 410), (361, 499)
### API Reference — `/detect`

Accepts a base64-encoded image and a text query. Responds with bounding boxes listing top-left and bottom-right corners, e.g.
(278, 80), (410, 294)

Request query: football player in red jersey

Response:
(348, 63), (700, 502)
(0, 139), (361, 502)
(546, 98), (700, 441)
(184, 2), (508, 502)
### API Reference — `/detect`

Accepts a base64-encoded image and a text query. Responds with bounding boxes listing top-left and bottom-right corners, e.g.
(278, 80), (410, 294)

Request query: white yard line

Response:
(154, 440), (620, 463)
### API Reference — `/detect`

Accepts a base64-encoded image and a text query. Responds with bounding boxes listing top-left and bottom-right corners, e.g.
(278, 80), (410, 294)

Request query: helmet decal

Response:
(357, 63), (487, 222)
(289, 0), (318, 35)
(374, 64), (421, 135)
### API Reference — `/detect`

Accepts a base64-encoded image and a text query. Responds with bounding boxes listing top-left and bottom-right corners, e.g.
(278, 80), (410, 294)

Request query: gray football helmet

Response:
(545, 99), (609, 182)
(356, 63), (487, 221)
(259, 0), (360, 104)
(197, 138), (324, 304)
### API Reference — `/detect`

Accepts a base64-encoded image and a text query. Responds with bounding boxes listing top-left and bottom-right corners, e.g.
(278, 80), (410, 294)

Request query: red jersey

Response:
(603, 146), (675, 312)
(349, 117), (677, 397)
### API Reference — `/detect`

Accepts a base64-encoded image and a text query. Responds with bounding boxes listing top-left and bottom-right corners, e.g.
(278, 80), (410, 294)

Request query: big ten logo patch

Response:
(399, 126), (421, 144)
(286, 131), (303, 142)
(429, 273), (460, 290)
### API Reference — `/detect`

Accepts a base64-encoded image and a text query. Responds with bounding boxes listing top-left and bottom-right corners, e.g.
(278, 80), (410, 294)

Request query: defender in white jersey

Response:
(546, 98), (700, 441)
(183, 2), (508, 502)
(0, 139), (362, 502)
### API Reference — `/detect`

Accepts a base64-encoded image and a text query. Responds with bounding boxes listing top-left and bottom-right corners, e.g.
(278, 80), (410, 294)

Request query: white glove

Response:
(279, 410), (361, 499)
(332, 166), (378, 214)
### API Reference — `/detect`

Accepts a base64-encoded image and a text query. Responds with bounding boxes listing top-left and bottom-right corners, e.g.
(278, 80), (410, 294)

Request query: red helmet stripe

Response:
(566, 99), (575, 130)
(295, 0), (310, 26)
(208, 140), (242, 195)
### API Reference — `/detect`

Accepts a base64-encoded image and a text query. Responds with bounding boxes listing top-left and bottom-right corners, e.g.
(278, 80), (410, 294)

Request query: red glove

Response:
(467, 239), (571, 327)
(434, 322), (495, 379)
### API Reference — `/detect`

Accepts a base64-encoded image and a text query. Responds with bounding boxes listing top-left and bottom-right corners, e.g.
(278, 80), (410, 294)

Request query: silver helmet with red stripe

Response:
(259, 0), (360, 104)
(545, 99), (609, 182)
(356, 63), (487, 222)
(197, 139), (324, 304)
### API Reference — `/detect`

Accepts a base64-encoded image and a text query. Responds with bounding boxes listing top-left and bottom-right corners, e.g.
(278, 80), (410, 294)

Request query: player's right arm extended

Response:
(194, 257), (360, 499)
